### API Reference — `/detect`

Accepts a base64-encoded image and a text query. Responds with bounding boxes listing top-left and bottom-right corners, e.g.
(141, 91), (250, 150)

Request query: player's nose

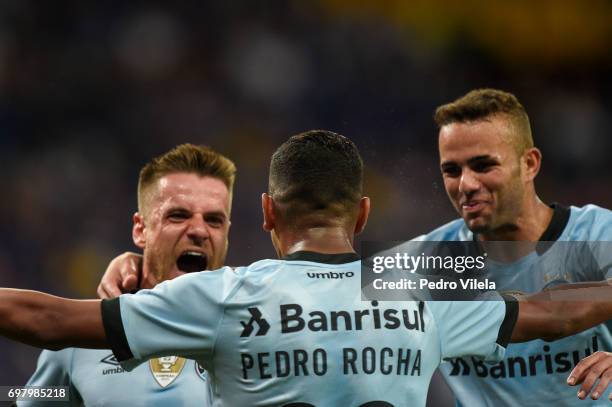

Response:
(458, 170), (481, 194)
(186, 215), (210, 243)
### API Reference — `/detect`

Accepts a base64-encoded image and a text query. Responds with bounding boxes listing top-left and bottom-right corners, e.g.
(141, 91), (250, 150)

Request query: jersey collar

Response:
(534, 203), (570, 254)
(539, 203), (570, 241)
(282, 251), (360, 264)
(471, 203), (570, 255)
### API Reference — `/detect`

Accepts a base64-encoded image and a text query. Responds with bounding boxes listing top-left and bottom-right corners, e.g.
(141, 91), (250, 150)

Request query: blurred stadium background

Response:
(1, 1), (611, 405)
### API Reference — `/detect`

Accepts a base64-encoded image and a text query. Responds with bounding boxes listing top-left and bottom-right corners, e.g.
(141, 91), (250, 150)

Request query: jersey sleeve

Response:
(583, 206), (612, 279)
(101, 267), (242, 371)
(591, 242), (612, 280)
(17, 349), (81, 406)
(428, 294), (518, 363)
(568, 241), (612, 282)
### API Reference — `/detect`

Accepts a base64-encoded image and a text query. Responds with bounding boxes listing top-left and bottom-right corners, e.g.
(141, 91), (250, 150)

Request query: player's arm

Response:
(511, 285), (612, 342)
(1, 269), (227, 365)
(544, 278), (612, 291)
(0, 288), (106, 350)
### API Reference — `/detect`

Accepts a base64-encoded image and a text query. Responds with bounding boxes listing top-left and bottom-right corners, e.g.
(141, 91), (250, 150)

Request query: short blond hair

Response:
(138, 144), (236, 215)
(434, 88), (534, 154)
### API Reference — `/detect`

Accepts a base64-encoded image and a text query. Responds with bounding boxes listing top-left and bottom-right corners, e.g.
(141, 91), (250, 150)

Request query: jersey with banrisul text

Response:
(419, 204), (612, 406)
(101, 251), (517, 407)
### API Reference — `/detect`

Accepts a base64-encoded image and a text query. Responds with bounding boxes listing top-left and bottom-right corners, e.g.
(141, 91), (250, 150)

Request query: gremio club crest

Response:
(149, 356), (186, 387)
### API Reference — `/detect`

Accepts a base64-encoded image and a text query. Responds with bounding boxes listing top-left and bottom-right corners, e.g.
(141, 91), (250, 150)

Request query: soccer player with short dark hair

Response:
(421, 89), (612, 404)
(1, 130), (612, 406)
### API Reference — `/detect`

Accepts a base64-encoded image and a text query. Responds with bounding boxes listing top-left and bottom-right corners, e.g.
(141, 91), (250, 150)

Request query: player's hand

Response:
(567, 351), (612, 401)
(97, 252), (144, 299)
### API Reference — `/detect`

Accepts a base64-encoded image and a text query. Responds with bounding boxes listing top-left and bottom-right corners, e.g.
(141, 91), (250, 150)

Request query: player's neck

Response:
(480, 196), (553, 241)
(139, 263), (158, 290)
(278, 226), (356, 257)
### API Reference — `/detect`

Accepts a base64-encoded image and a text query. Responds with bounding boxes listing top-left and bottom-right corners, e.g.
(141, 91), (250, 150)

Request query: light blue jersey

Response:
(18, 347), (212, 406)
(420, 204), (612, 406)
(101, 252), (517, 407)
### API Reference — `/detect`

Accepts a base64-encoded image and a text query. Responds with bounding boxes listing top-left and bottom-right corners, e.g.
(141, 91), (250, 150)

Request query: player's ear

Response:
(354, 197), (370, 235)
(262, 193), (276, 232)
(522, 147), (542, 182)
(132, 212), (146, 249)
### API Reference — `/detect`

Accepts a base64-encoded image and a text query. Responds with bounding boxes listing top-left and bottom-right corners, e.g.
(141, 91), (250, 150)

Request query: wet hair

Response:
(269, 130), (363, 220)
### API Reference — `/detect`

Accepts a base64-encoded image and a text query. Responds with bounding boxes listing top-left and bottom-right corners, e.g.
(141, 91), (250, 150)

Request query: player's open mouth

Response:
(176, 251), (208, 273)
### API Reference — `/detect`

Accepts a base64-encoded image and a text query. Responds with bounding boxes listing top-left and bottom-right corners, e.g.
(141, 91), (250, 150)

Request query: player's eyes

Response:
(168, 212), (190, 221)
(442, 166), (461, 177)
(472, 162), (494, 172)
(206, 216), (225, 228)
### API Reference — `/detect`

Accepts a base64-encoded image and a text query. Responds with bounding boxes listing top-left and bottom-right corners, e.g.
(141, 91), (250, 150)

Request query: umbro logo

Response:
(100, 354), (120, 366)
(307, 271), (354, 279)
(240, 307), (270, 337)
(101, 353), (125, 375)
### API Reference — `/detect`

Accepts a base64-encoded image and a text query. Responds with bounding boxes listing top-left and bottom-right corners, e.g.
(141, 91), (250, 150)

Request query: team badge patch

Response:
(149, 356), (186, 388)
(195, 362), (209, 382)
